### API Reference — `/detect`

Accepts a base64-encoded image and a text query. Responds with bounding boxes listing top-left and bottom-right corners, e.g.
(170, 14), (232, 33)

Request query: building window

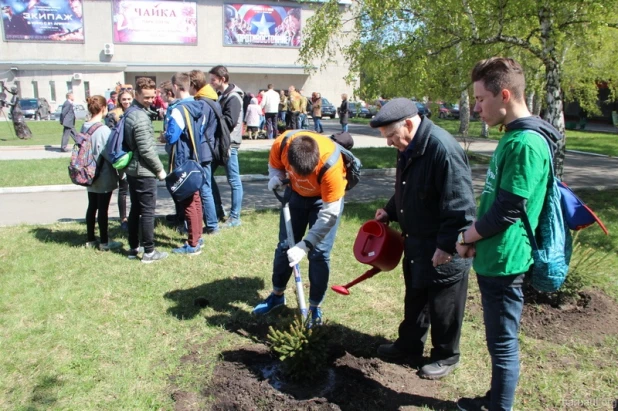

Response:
(14, 81), (21, 97)
(50, 81), (56, 102)
(84, 81), (90, 98)
(32, 81), (39, 98)
(66, 81), (72, 93)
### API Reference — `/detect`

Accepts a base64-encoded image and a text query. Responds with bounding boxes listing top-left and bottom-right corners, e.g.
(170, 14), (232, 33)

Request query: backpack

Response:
(522, 136), (573, 292)
(280, 132), (362, 191)
(68, 123), (104, 186)
(202, 98), (231, 166)
(106, 106), (138, 169)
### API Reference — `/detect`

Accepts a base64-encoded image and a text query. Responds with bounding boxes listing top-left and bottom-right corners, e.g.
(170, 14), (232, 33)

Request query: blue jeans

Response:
(272, 190), (344, 306)
(477, 273), (524, 411)
(341, 123), (348, 132)
(313, 117), (323, 133)
(199, 161), (218, 232)
(211, 147), (243, 220)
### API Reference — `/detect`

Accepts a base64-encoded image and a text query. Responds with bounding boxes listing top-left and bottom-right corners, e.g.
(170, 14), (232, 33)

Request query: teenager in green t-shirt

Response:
(454, 58), (562, 411)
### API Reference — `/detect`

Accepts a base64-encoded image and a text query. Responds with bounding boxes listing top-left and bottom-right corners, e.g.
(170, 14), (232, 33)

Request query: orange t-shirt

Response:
(269, 130), (347, 203)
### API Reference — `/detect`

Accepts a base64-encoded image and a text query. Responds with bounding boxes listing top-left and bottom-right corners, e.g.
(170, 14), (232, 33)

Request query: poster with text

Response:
(112, 0), (197, 45)
(223, 4), (301, 48)
(0, 0), (84, 42)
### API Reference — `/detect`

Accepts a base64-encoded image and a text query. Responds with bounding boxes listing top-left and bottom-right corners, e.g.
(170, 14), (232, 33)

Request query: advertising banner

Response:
(223, 4), (301, 48)
(0, 0), (84, 42)
(112, 0), (197, 45)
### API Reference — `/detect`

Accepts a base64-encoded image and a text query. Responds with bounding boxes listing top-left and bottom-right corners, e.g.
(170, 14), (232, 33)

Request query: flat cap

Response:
(370, 98), (418, 128)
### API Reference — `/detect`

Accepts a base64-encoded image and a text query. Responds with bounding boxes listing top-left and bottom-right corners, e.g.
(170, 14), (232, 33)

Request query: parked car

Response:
(51, 103), (90, 121)
(414, 101), (432, 118)
(347, 102), (372, 118)
(320, 97), (337, 119)
(12, 98), (53, 120)
(439, 103), (460, 119)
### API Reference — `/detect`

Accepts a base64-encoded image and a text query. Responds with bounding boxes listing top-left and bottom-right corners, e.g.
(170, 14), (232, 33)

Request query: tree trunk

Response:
(539, 5), (566, 178)
(458, 90), (470, 137)
(526, 91), (535, 113)
(533, 92), (542, 116)
(480, 121), (489, 138)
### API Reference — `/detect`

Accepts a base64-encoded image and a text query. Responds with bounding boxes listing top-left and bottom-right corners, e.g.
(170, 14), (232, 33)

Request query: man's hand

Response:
(456, 243), (476, 259)
(287, 241), (309, 267)
(268, 176), (284, 191)
(157, 170), (167, 181)
(432, 248), (454, 267)
(375, 208), (389, 223)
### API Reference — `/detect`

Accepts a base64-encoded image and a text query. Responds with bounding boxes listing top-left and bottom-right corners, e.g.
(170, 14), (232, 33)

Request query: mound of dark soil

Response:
(521, 289), (618, 344)
(201, 345), (455, 411)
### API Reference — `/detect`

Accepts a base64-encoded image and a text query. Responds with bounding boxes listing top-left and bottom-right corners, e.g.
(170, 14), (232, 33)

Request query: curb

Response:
(0, 166), (490, 194)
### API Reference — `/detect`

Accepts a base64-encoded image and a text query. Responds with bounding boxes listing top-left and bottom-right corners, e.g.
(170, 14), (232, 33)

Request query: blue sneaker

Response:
(224, 218), (241, 228)
(307, 306), (323, 328)
(252, 293), (285, 315)
(172, 243), (202, 256)
(198, 238), (204, 249)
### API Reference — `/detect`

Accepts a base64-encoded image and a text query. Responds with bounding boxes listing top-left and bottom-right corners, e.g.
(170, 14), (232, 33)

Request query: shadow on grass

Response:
(30, 226), (87, 247)
(26, 374), (62, 410)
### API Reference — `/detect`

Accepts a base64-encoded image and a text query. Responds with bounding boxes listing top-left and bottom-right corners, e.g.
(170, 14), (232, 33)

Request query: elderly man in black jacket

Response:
(371, 98), (476, 380)
(59, 91), (75, 152)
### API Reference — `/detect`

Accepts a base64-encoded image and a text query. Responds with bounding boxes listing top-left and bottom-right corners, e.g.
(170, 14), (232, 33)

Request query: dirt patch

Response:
(521, 289), (618, 345)
(202, 344), (455, 410)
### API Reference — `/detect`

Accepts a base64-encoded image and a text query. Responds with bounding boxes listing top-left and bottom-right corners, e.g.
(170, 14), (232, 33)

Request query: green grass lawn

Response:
(0, 147), (399, 188)
(351, 117), (618, 156)
(0, 192), (616, 409)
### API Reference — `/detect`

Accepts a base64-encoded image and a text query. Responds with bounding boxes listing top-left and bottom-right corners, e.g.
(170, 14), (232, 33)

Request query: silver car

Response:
(51, 103), (90, 121)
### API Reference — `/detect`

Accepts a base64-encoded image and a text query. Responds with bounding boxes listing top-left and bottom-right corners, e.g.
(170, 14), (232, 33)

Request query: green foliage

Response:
(267, 316), (329, 382)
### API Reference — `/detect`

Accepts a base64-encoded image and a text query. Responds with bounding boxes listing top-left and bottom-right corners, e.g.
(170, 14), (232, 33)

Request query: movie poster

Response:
(223, 4), (301, 48)
(0, 0), (84, 42)
(112, 0), (197, 45)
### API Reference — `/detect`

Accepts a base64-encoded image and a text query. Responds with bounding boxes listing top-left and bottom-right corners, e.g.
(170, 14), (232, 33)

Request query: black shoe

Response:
(377, 343), (408, 360)
(457, 391), (491, 411)
(418, 360), (459, 380)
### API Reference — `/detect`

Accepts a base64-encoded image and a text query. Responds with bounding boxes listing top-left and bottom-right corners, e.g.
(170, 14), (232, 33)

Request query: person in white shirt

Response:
(261, 83), (281, 139)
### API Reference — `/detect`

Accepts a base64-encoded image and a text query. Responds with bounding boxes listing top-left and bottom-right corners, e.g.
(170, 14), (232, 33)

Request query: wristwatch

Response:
(457, 231), (471, 246)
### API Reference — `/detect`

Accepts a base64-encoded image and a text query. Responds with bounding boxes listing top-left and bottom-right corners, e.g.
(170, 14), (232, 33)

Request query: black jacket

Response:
(384, 117), (476, 286)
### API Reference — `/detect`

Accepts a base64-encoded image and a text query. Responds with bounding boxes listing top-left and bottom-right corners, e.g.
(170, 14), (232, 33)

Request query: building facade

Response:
(0, 0), (353, 111)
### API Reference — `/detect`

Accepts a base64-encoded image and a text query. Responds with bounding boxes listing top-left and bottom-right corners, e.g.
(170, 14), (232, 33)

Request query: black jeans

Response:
(127, 175), (158, 254)
(395, 266), (469, 365)
(86, 191), (113, 243)
(118, 177), (129, 221)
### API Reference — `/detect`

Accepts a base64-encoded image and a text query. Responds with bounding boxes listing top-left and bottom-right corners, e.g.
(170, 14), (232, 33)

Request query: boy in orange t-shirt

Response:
(253, 130), (347, 327)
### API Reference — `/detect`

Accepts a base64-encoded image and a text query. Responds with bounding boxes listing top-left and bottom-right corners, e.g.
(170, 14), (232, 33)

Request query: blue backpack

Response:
(521, 136), (573, 292)
(106, 106), (138, 169)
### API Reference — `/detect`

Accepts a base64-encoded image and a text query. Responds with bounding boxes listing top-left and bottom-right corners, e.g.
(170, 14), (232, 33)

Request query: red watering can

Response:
(331, 220), (404, 296)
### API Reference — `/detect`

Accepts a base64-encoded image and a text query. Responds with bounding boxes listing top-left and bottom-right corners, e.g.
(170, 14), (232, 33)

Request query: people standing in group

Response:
(370, 98), (476, 381)
(339, 94), (349, 133)
(253, 130), (347, 328)
(189, 69), (222, 236)
(105, 89), (135, 232)
(455, 57), (559, 411)
(59, 91), (76, 152)
(208, 65), (245, 227)
(164, 72), (209, 256)
(82, 95), (122, 252)
(245, 97), (262, 140)
(261, 84), (280, 139)
(311, 92), (324, 133)
(287, 85), (301, 130)
(278, 90), (288, 126)
(122, 77), (168, 263)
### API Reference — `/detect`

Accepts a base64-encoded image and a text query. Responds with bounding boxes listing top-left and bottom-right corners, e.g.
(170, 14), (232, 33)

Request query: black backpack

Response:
(280, 133), (362, 191)
(202, 98), (231, 166)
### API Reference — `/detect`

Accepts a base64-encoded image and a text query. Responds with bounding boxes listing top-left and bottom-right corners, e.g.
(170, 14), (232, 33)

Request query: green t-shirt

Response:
(473, 130), (551, 276)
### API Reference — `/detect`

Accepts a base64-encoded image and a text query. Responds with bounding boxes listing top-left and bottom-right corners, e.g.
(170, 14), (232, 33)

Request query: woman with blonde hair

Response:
(104, 89), (134, 231)
(82, 95), (121, 251)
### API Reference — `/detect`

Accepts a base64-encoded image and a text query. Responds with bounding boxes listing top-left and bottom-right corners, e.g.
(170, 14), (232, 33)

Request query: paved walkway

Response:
(1, 119), (617, 226)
